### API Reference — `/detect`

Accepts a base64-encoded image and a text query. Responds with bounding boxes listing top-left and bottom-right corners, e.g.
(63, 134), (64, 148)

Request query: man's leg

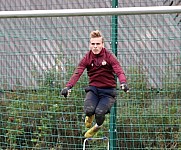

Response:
(84, 86), (99, 128)
(95, 88), (116, 126)
(85, 88), (116, 138)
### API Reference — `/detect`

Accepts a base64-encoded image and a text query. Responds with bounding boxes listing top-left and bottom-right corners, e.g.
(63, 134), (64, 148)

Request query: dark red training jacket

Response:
(66, 48), (126, 88)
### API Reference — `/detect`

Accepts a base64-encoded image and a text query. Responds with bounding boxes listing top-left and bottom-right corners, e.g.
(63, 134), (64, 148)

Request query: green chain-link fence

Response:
(0, 0), (180, 149)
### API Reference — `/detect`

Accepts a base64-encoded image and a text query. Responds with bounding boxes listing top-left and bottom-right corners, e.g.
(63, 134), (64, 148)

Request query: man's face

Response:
(89, 37), (104, 54)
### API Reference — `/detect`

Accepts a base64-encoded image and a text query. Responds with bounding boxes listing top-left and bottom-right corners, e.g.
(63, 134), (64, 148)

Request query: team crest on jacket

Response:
(102, 60), (107, 65)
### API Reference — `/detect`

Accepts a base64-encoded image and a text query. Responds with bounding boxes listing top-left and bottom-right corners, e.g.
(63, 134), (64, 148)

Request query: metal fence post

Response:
(109, 0), (118, 149)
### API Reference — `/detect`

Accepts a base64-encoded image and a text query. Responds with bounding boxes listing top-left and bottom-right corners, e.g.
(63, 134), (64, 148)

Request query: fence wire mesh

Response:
(0, 0), (180, 149)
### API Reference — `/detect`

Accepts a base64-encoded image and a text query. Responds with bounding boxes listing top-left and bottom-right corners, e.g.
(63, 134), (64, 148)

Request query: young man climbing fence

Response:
(61, 30), (129, 138)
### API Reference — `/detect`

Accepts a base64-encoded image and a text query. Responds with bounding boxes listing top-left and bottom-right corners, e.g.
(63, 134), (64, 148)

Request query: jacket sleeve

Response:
(66, 55), (87, 88)
(109, 53), (127, 84)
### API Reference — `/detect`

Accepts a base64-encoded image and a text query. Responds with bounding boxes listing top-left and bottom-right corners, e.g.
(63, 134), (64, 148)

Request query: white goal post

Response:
(0, 6), (181, 18)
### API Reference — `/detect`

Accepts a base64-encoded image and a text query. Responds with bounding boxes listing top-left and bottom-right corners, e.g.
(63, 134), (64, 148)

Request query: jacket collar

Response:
(90, 48), (105, 58)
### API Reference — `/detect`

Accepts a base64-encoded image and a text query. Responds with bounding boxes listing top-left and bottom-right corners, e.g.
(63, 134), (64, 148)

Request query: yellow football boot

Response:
(85, 115), (94, 128)
(84, 124), (101, 138)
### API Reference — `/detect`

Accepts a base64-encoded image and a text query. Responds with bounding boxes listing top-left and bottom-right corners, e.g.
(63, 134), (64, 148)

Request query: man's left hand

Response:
(120, 83), (129, 93)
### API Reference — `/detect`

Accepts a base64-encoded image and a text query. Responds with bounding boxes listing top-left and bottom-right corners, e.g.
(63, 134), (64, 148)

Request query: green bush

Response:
(116, 66), (180, 149)
(0, 64), (180, 149)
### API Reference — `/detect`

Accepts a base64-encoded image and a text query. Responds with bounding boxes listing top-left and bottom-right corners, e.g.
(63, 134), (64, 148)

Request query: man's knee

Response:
(94, 105), (108, 126)
(95, 104), (108, 115)
(84, 105), (95, 116)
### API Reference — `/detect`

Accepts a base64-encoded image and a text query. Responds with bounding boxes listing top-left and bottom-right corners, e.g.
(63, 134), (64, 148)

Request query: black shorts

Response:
(83, 86), (117, 115)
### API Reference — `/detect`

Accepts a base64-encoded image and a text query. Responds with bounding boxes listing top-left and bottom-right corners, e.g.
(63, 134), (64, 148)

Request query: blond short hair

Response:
(90, 30), (104, 43)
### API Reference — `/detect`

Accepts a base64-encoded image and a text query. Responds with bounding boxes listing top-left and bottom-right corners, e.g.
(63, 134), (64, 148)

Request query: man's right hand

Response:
(60, 87), (71, 98)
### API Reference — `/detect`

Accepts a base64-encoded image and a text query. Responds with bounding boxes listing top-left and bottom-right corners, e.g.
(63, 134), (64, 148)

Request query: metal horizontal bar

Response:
(0, 6), (181, 18)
